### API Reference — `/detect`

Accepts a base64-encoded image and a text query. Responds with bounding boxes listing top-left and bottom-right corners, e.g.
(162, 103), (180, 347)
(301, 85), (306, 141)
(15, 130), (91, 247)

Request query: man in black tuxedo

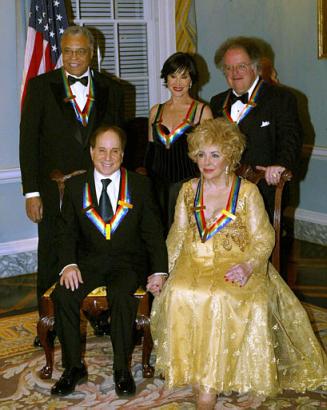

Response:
(210, 37), (302, 218)
(19, 26), (124, 336)
(51, 125), (168, 396)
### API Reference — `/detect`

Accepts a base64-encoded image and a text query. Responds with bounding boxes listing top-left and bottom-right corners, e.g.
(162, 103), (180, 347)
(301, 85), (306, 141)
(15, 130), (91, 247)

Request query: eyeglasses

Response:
(223, 63), (254, 74)
(62, 48), (89, 57)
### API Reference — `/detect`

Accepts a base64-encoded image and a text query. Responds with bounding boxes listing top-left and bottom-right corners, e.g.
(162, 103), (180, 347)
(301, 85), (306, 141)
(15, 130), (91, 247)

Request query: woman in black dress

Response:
(146, 52), (213, 234)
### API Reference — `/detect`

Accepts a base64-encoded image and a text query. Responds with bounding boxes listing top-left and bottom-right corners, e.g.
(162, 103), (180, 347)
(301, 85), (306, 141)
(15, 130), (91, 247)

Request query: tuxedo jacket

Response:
(56, 168), (168, 283)
(210, 81), (303, 173)
(19, 68), (124, 215)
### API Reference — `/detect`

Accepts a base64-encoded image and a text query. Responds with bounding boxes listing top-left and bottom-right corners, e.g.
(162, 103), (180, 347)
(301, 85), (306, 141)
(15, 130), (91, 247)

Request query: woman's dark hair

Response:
(160, 52), (199, 84)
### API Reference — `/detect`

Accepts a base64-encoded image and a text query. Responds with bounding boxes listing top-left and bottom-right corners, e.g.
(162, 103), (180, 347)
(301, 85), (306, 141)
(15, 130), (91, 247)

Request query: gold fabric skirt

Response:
(151, 239), (327, 396)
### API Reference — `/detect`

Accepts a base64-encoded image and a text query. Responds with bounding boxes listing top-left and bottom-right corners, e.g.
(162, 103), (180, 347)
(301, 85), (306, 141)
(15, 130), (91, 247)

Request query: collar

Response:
(65, 67), (91, 80)
(94, 167), (121, 186)
(232, 75), (259, 97)
(94, 168), (121, 206)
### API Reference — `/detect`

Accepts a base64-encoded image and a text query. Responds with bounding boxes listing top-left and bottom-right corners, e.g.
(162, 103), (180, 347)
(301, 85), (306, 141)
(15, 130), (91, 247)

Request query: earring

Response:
(189, 82), (192, 89)
(225, 165), (230, 186)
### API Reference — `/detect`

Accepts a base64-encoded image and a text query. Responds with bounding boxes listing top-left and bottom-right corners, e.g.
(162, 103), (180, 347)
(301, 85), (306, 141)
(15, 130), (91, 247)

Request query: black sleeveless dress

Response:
(148, 100), (205, 234)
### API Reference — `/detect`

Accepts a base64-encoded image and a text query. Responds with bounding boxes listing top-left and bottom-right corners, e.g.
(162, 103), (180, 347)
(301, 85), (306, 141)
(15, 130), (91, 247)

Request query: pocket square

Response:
(260, 121), (270, 128)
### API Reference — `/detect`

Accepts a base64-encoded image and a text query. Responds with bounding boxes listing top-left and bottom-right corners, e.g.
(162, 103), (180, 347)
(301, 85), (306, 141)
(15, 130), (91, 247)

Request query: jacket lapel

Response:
(50, 69), (84, 145)
(238, 80), (268, 128)
(82, 72), (109, 145)
(86, 169), (99, 208)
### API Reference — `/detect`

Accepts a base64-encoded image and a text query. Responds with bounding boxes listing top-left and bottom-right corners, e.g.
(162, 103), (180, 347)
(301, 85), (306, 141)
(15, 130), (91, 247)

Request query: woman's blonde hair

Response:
(187, 118), (246, 171)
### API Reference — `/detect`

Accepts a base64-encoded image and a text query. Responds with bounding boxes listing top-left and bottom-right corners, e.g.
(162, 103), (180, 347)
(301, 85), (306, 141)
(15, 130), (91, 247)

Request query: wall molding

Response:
(0, 207), (326, 256)
(0, 237), (38, 278)
(0, 167), (21, 184)
(0, 237), (38, 256)
(302, 144), (327, 160)
(0, 144), (326, 186)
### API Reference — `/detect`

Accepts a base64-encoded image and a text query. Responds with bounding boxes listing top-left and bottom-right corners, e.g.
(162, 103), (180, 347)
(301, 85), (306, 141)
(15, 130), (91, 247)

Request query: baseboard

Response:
(284, 207), (327, 245)
(0, 238), (37, 279)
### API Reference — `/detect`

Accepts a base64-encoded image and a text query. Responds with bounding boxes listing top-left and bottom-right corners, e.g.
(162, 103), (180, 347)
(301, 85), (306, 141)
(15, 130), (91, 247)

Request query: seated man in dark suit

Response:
(210, 36), (302, 219)
(20, 26), (124, 342)
(51, 125), (168, 397)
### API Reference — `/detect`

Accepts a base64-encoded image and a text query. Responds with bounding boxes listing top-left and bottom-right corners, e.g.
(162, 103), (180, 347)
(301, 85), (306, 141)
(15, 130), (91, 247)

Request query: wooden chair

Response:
(236, 165), (293, 272)
(37, 170), (154, 380)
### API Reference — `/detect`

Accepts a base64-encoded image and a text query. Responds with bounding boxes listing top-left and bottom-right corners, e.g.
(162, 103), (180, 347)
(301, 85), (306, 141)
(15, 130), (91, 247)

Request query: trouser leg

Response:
(51, 283), (93, 369)
(37, 216), (59, 314)
(107, 271), (139, 371)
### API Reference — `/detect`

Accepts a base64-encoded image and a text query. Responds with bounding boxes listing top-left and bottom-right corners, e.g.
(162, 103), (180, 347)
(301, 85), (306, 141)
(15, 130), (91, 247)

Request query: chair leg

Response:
(141, 318), (154, 378)
(37, 316), (55, 379)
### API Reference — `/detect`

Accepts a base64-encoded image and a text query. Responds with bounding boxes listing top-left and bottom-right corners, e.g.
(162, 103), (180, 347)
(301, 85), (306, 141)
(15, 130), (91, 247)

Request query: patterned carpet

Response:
(0, 304), (327, 409)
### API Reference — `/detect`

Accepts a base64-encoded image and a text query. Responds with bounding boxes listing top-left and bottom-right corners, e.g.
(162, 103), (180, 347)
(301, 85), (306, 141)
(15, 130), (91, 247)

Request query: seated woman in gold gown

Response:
(150, 118), (327, 409)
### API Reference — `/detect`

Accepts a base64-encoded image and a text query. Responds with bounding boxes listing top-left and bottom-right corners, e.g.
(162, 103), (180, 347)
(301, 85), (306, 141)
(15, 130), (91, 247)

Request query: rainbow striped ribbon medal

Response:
(194, 175), (241, 242)
(61, 68), (95, 127)
(82, 168), (133, 240)
(155, 100), (198, 149)
(222, 79), (264, 124)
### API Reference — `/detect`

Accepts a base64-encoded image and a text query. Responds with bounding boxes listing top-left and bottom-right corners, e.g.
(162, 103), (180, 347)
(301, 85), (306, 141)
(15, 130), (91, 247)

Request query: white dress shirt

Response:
(230, 76), (259, 123)
(67, 68), (91, 111)
(94, 168), (120, 212)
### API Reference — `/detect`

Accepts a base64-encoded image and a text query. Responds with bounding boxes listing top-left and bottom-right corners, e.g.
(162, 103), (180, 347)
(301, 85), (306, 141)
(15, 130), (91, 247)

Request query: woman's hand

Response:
(224, 262), (253, 287)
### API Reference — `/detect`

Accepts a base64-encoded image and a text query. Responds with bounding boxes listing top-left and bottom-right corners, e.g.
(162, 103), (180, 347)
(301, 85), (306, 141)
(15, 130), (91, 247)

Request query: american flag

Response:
(20, 0), (68, 108)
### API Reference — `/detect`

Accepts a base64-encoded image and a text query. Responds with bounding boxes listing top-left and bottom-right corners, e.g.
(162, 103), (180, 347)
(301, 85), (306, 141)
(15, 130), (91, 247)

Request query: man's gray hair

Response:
(215, 36), (262, 70)
(61, 26), (95, 52)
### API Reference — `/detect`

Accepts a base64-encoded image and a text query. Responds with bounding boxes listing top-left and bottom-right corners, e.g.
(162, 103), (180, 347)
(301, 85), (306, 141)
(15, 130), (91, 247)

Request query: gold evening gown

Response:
(151, 178), (327, 396)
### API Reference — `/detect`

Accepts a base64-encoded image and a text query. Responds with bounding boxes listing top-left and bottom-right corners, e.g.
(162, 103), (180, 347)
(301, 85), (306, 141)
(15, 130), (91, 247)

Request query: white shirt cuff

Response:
(25, 192), (40, 198)
(152, 272), (168, 277)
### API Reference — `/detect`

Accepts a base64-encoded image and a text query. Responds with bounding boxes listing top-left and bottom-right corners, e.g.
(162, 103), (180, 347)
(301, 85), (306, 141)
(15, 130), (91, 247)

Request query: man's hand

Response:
(146, 274), (167, 296)
(26, 197), (43, 223)
(224, 262), (253, 287)
(256, 165), (285, 186)
(60, 266), (84, 291)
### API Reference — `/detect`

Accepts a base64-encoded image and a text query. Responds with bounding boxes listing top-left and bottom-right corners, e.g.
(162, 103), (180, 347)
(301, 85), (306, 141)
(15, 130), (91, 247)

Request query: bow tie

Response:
(67, 75), (88, 87)
(230, 92), (248, 105)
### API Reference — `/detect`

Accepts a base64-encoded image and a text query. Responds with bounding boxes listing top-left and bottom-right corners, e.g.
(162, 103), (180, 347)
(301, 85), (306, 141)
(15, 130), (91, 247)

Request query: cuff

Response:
(152, 272), (168, 277)
(25, 192), (40, 198)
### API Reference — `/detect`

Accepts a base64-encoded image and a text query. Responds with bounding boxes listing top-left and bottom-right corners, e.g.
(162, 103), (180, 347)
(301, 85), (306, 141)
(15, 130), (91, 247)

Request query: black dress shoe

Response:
(33, 336), (42, 347)
(114, 369), (136, 397)
(51, 365), (88, 396)
(34, 331), (56, 348)
(92, 320), (111, 336)
(85, 311), (110, 336)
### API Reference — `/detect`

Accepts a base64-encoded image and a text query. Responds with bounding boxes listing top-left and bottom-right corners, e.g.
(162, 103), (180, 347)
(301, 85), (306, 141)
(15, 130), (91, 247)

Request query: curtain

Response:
(175, 0), (197, 53)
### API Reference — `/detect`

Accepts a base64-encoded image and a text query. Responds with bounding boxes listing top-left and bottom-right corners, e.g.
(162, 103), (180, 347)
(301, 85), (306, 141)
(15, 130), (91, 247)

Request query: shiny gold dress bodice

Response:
(151, 178), (327, 396)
